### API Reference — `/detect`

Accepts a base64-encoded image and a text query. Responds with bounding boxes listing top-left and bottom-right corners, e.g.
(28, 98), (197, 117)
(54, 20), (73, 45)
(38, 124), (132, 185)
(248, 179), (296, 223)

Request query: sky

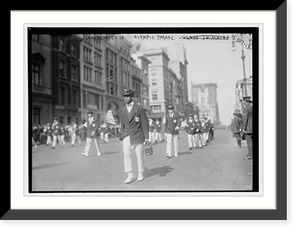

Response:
(131, 33), (253, 125)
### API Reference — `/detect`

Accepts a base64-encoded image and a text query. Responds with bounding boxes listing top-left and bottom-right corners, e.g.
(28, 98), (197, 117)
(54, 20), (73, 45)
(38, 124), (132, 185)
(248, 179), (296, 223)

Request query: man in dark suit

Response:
(164, 105), (181, 158)
(241, 96), (253, 160)
(81, 111), (101, 157)
(119, 89), (149, 184)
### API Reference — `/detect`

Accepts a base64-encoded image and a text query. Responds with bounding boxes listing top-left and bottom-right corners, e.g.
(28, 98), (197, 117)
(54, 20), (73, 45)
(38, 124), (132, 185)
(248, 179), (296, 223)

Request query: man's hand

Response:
(143, 139), (149, 146)
(175, 126), (180, 131)
(91, 131), (95, 137)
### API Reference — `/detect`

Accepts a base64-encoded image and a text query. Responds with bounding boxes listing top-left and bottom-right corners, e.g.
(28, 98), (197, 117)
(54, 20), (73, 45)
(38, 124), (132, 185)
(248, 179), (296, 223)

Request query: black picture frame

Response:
(4, 2), (287, 220)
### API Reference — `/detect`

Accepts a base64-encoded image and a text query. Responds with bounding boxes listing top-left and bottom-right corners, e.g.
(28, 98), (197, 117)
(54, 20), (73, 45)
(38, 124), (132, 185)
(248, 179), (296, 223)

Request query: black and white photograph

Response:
(29, 28), (258, 192)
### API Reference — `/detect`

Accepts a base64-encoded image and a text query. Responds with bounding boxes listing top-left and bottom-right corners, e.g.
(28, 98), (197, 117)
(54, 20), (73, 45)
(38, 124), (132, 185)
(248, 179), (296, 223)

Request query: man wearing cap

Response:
(164, 105), (181, 158)
(230, 110), (243, 149)
(81, 111), (101, 157)
(51, 117), (62, 149)
(241, 97), (253, 160)
(119, 89), (149, 184)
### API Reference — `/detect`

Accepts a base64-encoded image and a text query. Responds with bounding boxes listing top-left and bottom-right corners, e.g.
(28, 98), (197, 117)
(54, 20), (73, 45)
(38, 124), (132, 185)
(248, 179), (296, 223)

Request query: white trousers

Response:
(193, 134), (201, 147)
(71, 133), (76, 145)
(122, 135), (144, 174)
(166, 133), (178, 157)
(52, 135), (62, 147)
(187, 134), (194, 148)
(154, 132), (162, 142)
(149, 132), (155, 143)
(46, 136), (52, 145)
(200, 133), (208, 146)
(84, 137), (101, 155)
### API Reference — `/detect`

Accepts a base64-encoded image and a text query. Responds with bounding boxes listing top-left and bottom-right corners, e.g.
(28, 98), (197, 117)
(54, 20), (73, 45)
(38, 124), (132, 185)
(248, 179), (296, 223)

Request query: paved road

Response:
(31, 129), (252, 192)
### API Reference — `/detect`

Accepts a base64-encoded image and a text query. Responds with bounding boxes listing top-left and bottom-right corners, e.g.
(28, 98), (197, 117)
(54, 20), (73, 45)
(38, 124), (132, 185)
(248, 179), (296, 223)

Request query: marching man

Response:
(51, 117), (62, 149)
(118, 89), (149, 184)
(185, 114), (195, 150)
(164, 105), (181, 158)
(44, 123), (52, 146)
(148, 117), (156, 144)
(81, 111), (101, 157)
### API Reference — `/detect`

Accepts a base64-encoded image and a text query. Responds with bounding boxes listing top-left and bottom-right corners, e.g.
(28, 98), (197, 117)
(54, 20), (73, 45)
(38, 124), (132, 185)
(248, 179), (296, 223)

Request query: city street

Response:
(31, 129), (253, 192)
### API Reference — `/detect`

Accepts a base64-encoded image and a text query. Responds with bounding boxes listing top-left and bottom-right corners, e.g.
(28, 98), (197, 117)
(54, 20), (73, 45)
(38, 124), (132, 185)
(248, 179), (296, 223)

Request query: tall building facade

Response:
(52, 34), (81, 125)
(77, 34), (105, 124)
(139, 47), (170, 120)
(165, 43), (189, 104)
(31, 34), (53, 125)
(131, 46), (151, 115)
(105, 35), (134, 124)
(191, 83), (220, 125)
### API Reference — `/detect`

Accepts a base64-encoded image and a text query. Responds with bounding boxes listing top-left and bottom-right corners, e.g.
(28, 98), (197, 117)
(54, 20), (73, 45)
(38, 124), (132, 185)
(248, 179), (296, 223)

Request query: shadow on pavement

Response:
(32, 163), (68, 170)
(101, 151), (119, 155)
(144, 166), (174, 178)
(178, 151), (193, 156)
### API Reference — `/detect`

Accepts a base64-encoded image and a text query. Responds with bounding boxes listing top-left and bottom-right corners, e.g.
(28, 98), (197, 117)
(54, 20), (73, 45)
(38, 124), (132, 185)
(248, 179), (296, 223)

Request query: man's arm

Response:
(139, 107), (149, 140)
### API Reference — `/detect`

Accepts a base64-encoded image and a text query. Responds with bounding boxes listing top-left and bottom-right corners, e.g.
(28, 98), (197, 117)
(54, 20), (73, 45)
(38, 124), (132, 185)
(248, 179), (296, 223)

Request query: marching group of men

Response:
(32, 119), (115, 150)
(32, 88), (252, 184)
(230, 96), (253, 160)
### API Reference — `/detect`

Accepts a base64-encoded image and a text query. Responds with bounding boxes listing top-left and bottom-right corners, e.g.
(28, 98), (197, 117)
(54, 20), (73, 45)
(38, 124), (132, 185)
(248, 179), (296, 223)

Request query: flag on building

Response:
(106, 109), (116, 125)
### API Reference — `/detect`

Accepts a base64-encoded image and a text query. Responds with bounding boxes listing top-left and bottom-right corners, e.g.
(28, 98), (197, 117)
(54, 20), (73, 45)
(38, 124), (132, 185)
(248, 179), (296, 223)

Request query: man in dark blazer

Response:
(81, 111), (101, 157)
(119, 89), (149, 183)
(241, 96), (253, 160)
(164, 105), (181, 158)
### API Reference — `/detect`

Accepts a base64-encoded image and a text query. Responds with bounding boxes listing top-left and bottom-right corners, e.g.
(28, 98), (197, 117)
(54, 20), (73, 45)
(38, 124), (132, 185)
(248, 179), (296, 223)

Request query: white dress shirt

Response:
(126, 102), (134, 113)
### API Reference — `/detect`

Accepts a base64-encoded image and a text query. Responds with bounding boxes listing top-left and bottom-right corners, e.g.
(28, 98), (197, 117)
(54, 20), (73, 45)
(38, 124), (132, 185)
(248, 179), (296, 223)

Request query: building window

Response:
(94, 52), (101, 67)
(59, 37), (64, 51)
(71, 64), (78, 81)
(152, 93), (158, 101)
(59, 60), (66, 77)
(71, 90), (77, 107)
(151, 69), (156, 76)
(33, 107), (41, 125)
(152, 79), (157, 86)
(87, 92), (99, 110)
(83, 46), (92, 63)
(150, 105), (161, 113)
(71, 43), (76, 57)
(95, 71), (102, 85)
(82, 91), (86, 108)
(100, 95), (104, 111)
(59, 87), (66, 106)
(84, 66), (92, 82)
(32, 63), (40, 85)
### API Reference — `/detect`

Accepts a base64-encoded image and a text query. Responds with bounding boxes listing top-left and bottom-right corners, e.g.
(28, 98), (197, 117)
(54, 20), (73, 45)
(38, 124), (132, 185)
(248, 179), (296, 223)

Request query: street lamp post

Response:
(232, 34), (252, 97)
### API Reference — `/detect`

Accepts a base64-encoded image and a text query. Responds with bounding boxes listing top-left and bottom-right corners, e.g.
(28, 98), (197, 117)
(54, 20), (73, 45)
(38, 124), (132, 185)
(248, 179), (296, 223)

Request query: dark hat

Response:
(53, 117), (58, 121)
(122, 88), (134, 96)
(243, 96), (252, 103)
(167, 105), (174, 110)
(242, 96), (251, 100)
(87, 111), (93, 115)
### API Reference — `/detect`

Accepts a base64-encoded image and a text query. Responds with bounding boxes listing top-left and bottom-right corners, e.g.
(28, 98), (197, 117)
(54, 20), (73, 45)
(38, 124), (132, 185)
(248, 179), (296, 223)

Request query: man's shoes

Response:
(137, 173), (144, 182)
(124, 173), (134, 184)
(166, 155), (172, 159)
(189, 147), (192, 150)
(81, 152), (89, 157)
(174, 154), (179, 157)
(97, 153), (101, 156)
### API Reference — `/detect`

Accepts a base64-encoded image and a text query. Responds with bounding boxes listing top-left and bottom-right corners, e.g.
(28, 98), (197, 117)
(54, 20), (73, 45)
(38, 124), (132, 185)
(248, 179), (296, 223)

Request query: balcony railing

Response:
(32, 84), (51, 93)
